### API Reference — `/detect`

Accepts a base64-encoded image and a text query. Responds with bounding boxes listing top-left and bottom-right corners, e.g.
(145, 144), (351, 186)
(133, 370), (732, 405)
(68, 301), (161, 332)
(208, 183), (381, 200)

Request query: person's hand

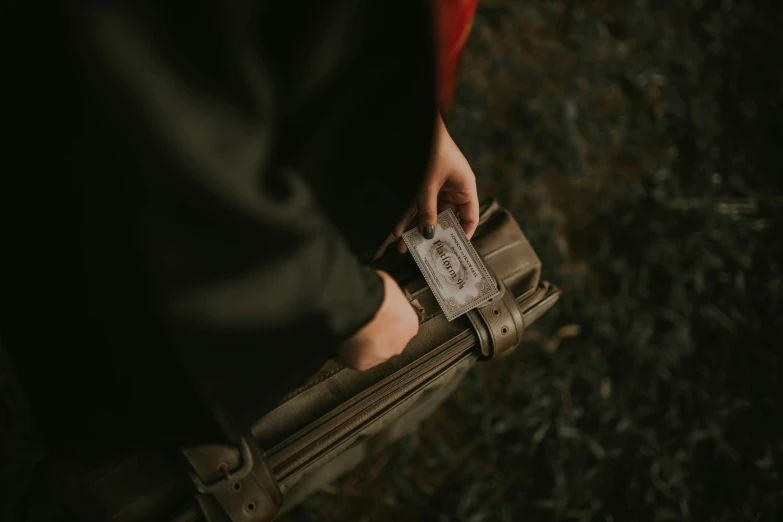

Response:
(393, 113), (479, 253)
(338, 270), (419, 371)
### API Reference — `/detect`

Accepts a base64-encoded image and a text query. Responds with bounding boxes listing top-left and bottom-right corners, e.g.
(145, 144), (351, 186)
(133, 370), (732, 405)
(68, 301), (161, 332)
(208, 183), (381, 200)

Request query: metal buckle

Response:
(189, 438), (255, 495)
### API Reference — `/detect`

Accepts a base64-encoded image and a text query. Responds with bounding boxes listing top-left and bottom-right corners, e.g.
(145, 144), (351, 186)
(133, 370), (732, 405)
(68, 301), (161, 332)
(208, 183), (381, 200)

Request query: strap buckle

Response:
(467, 261), (526, 360)
(188, 438), (254, 495)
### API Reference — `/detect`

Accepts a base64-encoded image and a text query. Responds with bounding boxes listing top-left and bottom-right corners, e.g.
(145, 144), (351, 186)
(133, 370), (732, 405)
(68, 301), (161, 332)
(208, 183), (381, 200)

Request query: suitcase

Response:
(65, 198), (561, 522)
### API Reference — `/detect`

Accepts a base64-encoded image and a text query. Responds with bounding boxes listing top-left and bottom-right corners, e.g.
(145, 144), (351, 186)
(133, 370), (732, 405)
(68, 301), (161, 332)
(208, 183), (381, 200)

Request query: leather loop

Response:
(404, 288), (426, 323)
(466, 309), (492, 358)
(467, 267), (526, 360)
(183, 438), (281, 522)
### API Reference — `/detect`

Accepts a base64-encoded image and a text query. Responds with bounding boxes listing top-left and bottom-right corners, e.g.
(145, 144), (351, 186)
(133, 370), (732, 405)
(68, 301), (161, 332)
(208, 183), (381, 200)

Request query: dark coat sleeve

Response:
(72, 3), (387, 427)
(2, 0), (434, 456)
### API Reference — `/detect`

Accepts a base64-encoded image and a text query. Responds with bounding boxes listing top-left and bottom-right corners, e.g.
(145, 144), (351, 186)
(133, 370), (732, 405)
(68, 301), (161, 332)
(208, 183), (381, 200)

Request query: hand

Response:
(393, 113), (479, 253)
(338, 270), (419, 371)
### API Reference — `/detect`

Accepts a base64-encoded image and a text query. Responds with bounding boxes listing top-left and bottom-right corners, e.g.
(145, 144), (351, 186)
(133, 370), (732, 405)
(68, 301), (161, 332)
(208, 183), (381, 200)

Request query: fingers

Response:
(417, 183), (440, 240)
(398, 198), (457, 253)
(457, 188), (480, 239)
(393, 201), (418, 239)
(437, 198), (457, 215)
(394, 201), (417, 253)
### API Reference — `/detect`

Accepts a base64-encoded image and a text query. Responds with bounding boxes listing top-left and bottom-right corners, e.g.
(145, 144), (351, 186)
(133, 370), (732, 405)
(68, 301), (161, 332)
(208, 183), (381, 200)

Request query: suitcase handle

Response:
(263, 281), (561, 488)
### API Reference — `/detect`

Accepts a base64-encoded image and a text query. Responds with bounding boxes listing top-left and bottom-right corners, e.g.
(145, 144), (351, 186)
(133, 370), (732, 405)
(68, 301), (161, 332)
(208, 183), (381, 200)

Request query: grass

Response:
(284, 1), (783, 520)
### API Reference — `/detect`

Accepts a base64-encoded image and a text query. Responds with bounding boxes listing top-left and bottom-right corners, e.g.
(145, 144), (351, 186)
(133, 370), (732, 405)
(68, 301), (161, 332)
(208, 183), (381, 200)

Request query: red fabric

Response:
(433, 0), (479, 110)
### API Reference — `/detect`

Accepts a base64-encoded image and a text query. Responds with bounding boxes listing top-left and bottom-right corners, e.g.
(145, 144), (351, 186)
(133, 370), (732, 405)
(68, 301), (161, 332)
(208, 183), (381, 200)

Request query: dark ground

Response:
(279, 1), (783, 521)
(3, 1), (782, 521)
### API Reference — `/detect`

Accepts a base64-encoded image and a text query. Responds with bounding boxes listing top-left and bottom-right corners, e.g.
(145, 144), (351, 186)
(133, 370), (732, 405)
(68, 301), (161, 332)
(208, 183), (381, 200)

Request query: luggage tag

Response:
(402, 208), (499, 321)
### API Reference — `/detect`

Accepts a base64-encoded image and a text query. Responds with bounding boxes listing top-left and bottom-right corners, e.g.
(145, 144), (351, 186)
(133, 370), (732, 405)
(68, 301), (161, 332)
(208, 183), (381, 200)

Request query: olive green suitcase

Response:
(68, 199), (560, 522)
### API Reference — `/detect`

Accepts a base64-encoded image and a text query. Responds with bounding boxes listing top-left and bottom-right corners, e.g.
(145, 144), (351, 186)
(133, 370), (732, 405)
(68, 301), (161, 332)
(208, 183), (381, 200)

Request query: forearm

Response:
(75, 1), (386, 416)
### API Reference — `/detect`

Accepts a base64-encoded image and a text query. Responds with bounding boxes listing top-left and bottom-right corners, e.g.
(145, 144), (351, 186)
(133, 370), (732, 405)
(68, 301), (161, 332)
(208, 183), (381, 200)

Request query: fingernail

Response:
(423, 225), (435, 239)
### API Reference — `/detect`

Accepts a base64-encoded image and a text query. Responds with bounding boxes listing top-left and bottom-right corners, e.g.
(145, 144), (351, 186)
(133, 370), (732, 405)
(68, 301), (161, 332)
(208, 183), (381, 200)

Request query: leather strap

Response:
(183, 438), (281, 522)
(466, 269), (526, 359)
(262, 283), (558, 490)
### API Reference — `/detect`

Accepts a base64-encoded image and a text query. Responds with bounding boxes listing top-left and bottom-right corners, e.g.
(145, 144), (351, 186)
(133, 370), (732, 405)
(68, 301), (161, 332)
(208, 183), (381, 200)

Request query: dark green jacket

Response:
(1, 0), (435, 463)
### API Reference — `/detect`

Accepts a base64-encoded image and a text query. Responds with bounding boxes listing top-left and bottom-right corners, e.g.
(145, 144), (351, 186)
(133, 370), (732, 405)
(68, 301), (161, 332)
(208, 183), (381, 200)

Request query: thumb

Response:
(417, 184), (439, 240)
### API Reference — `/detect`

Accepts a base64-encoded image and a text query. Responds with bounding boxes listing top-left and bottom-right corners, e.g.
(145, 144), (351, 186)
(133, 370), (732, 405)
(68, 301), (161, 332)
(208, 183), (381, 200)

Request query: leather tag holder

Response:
(466, 265), (525, 360)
